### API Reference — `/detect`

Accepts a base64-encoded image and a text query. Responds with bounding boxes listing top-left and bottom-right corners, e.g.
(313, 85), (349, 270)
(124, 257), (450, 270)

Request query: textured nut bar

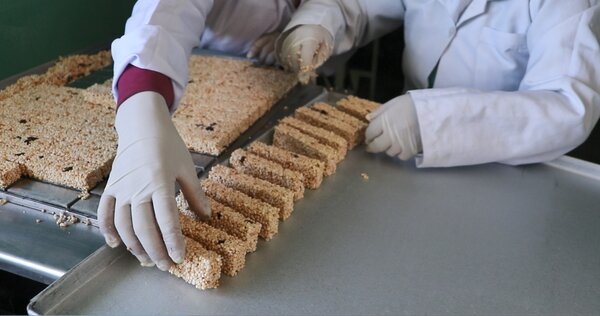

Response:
(209, 165), (294, 220)
(176, 194), (261, 253)
(0, 160), (23, 189)
(247, 141), (324, 189)
(229, 149), (305, 201)
(273, 125), (338, 176)
(207, 198), (261, 252)
(310, 102), (367, 139)
(0, 85), (116, 191)
(201, 179), (279, 240)
(295, 107), (360, 149)
(180, 215), (247, 277)
(168, 237), (222, 290)
(174, 55), (298, 155)
(310, 102), (367, 147)
(335, 95), (381, 122)
(279, 117), (347, 162)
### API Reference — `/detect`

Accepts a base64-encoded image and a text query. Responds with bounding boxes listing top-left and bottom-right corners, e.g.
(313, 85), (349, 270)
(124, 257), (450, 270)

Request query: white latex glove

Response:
(98, 91), (210, 271)
(365, 95), (423, 160)
(276, 25), (333, 83)
(247, 32), (279, 66)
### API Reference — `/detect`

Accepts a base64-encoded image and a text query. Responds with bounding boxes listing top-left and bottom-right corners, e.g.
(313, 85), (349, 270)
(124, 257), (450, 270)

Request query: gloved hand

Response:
(365, 94), (423, 160)
(276, 25), (333, 83)
(247, 32), (280, 66)
(98, 91), (210, 271)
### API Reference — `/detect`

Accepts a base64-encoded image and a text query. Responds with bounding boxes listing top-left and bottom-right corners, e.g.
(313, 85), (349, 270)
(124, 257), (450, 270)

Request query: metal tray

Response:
(28, 92), (600, 315)
(0, 52), (325, 225)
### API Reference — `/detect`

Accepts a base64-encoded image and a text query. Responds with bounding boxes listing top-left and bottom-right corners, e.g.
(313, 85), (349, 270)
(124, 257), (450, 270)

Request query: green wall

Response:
(0, 0), (136, 80)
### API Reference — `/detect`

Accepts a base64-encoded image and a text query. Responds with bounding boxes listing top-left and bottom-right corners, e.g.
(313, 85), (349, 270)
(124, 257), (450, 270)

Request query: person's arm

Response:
(412, 1), (600, 167)
(276, 0), (404, 75)
(99, 0), (214, 271)
(284, 0), (404, 54)
(111, 0), (214, 110)
(246, 0), (300, 65)
(368, 1), (600, 167)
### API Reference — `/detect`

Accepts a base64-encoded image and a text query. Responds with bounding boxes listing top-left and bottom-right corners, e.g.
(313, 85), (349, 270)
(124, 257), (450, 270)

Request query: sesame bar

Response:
(273, 124), (338, 176)
(294, 107), (360, 149)
(279, 117), (347, 162)
(180, 215), (247, 277)
(229, 149), (305, 201)
(168, 236), (222, 290)
(310, 102), (367, 147)
(176, 194), (261, 253)
(201, 179), (279, 240)
(206, 198), (261, 253)
(335, 95), (381, 122)
(209, 165), (294, 220)
(247, 141), (324, 189)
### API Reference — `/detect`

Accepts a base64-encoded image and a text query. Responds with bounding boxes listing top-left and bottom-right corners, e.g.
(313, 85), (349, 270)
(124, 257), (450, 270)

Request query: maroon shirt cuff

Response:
(116, 64), (175, 111)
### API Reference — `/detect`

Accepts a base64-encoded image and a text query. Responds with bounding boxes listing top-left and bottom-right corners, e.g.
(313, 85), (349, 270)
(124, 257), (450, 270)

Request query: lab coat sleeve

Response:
(111, 0), (214, 111)
(282, 0), (404, 55)
(409, 2), (600, 167)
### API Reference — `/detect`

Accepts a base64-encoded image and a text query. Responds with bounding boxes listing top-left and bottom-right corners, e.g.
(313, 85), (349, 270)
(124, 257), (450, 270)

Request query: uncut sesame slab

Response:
(173, 55), (298, 156)
(0, 84), (116, 191)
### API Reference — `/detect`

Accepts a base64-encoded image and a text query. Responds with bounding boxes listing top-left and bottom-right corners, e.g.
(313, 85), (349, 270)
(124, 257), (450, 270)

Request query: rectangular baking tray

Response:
(28, 91), (600, 315)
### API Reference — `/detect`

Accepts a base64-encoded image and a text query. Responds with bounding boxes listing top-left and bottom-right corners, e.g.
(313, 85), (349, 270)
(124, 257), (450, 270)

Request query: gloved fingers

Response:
(132, 201), (173, 271)
(385, 142), (402, 157)
(177, 168), (211, 220)
(284, 41), (305, 72)
(257, 40), (276, 65)
(114, 202), (154, 267)
(278, 27), (307, 72)
(247, 43), (262, 60)
(152, 190), (185, 264)
(297, 37), (329, 71)
(98, 194), (120, 248)
(263, 51), (276, 66)
(398, 149), (415, 161)
(365, 116), (384, 144)
(391, 118), (418, 161)
(247, 34), (274, 59)
(366, 103), (389, 121)
(366, 134), (392, 153)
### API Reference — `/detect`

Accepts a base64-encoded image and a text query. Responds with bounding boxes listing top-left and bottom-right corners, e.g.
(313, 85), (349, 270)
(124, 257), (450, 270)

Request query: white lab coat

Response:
(200, 0), (295, 54)
(286, 0), (600, 167)
(111, 0), (295, 109)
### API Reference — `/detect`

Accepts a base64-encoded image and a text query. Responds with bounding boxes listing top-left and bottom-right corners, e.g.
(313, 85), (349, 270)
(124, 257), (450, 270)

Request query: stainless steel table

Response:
(0, 202), (104, 285)
(27, 151), (600, 315)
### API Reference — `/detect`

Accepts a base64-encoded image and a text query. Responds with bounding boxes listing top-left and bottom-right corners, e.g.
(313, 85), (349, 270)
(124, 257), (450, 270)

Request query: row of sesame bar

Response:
(167, 96), (380, 289)
(271, 96), (381, 178)
(175, 143), (318, 289)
